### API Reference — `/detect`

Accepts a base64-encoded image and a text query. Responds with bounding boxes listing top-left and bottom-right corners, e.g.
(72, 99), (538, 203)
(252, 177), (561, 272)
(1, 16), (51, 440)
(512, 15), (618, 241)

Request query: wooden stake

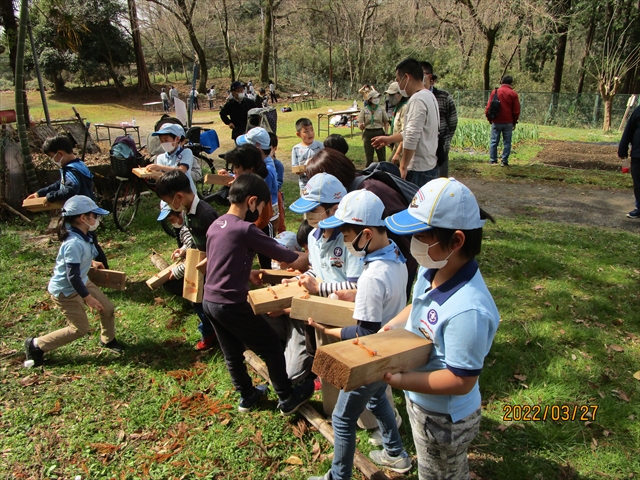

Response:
(132, 167), (163, 180)
(146, 260), (183, 290)
(204, 174), (233, 186)
(290, 295), (356, 327)
(247, 283), (308, 315)
(183, 249), (205, 302)
(21, 197), (63, 212)
(88, 268), (126, 290)
(258, 269), (299, 285)
(150, 250), (170, 271)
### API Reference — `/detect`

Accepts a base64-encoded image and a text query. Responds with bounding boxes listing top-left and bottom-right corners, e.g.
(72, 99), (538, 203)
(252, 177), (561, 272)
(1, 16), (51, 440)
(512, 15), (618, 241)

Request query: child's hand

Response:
(146, 164), (162, 172)
(298, 274), (318, 295)
(383, 371), (403, 388)
(249, 270), (264, 286)
(217, 169), (229, 176)
(91, 260), (105, 270)
(26, 193), (38, 199)
(307, 317), (326, 332)
(195, 257), (207, 274)
(335, 289), (357, 302)
(281, 252), (309, 272)
(267, 308), (289, 317)
(171, 249), (185, 261)
(84, 294), (104, 312)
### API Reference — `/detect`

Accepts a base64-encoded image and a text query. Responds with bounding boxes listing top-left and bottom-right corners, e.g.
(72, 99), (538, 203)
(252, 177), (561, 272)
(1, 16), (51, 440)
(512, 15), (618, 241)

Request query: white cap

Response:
(319, 190), (386, 228)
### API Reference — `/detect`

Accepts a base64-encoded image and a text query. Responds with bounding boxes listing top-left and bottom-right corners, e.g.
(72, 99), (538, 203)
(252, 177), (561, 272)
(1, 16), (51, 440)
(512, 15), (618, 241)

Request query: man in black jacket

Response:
(618, 104), (640, 218)
(219, 81), (255, 140)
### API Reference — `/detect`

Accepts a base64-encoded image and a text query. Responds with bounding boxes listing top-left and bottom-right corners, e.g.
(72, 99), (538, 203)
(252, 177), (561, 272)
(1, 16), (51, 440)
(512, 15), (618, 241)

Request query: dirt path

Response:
(457, 175), (640, 232)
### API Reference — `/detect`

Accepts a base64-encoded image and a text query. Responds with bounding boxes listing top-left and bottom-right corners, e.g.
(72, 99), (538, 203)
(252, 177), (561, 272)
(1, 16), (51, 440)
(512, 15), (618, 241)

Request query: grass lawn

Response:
(1, 90), (639, 479)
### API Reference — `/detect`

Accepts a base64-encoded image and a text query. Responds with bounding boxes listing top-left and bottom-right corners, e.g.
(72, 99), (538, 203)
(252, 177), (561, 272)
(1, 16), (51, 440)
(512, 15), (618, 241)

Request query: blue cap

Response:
(61, 195), (110, 217)
(319, 190), (385, 229)
(275, 231), (301, 252)
(152, 123), (185, 138)
(385, 178), (486, 235)
(290, 173), (347, 214)
(236, 127), (271, 150)
(157, 204), (181, 222)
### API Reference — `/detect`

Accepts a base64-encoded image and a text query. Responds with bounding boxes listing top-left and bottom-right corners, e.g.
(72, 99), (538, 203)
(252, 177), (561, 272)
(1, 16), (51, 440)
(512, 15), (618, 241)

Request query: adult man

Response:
(385, 81), (409, 166)
(169, 85), (179, 106)
(618, 104), (640, 218)
(219, 81), (255, 140)
(421, 62), (458, 178)
(485, 75), (520, 166)
(372, 58), (440, 186)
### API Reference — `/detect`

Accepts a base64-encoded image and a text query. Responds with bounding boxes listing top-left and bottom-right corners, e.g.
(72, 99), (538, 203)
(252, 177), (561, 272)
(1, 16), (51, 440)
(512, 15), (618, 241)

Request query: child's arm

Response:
(383, 369), (478, 396)
(381, 304), (411, 331)
(44, 170), (81, 203)
(66, 263), (103, 311)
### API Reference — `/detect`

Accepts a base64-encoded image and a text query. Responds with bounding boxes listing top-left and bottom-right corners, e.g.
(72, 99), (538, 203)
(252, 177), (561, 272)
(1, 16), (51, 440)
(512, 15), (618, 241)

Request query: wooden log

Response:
(292, 165), (306, 174)
(88, 268), (126, 290)
(132, 167), (163, 180)
(290, 295), (356, 327)
(243, 351), (390, 480)
(150, 251), (170, 271)
(22, 197), (63, 212)
(312, 329), (432, 392)
(183, 249), (205, 303)
(204, 174), (233, 186)
(258, 268), (300, 285)
(146, 260), (183, 290)
(247, 283), (308, 315)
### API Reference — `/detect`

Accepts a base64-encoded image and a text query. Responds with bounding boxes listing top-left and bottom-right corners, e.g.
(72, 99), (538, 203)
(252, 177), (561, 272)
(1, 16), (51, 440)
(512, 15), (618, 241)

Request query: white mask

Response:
(170, 221), (183, 229)
(370, 97), (380, 105)
(84, 217), (101, 232)
(161, 142), (176, 153)
(410, 236), (452, 269)
(51, 152), (63, 168)
(398, 75), (409, 97)
(237, 92), (245, 101)
(346, 230), (369, 258)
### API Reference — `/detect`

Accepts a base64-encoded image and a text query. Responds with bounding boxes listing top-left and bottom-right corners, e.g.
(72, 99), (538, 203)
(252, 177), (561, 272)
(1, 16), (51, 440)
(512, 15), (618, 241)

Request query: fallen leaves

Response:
(284, 455), (303, 465)
(633, 371), (640, 381)
(608, 344), (624, 353)
(160, 392), (232, 420)
(513, 374), (527, 382)
(612, 389), (630, 402)
(166, 362), (207, 383)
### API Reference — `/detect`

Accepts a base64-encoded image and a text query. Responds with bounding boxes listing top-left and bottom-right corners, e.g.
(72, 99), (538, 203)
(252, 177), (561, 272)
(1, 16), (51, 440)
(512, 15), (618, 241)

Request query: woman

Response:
(358, 91), (389, 166)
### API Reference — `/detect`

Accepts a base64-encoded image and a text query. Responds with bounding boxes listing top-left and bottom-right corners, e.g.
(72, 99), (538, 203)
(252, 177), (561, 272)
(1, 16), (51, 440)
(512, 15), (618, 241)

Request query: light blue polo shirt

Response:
(307, 227), (363, 283)
(405, 259), (500, 422)
(156, 147), (197, 195)
(48, 226), (98, 297)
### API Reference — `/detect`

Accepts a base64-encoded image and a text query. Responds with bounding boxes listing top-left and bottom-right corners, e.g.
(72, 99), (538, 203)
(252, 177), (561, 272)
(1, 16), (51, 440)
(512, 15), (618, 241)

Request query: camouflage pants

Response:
(406, 397), (481, 480)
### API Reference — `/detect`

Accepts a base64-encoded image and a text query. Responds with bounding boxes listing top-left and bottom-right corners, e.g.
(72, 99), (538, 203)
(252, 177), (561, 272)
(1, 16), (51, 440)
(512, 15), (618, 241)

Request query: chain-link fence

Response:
(450, 90), (636, 129)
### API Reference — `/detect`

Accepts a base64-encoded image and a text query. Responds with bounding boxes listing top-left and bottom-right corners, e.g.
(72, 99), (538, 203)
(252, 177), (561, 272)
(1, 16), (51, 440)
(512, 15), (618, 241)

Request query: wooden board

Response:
(204, 174), (233, 186)
(258, 269), (300, 285)
(312, 329), (432, 391)
(22, 197), (64, 212)
(146, 260), (183, 290)
(183, 249), (206, 303)
(290, 295), (356, 327)
(247, 283), (308, 315)
(88, 268), (127, 290)
(292, 165), (306, 174)
(132, 167), (163, 180)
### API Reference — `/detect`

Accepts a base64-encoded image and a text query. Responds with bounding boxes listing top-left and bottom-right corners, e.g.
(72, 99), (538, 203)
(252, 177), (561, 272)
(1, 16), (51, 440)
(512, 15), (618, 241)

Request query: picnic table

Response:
(317, 108), (360, 138)
(143, 101), (164, 114)
(291, 93), (317, 110)
(94, 123), (142, 148)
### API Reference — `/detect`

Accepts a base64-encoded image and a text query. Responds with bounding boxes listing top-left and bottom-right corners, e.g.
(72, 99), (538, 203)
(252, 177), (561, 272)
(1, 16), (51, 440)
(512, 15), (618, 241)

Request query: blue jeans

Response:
(406, 166), (439, 188)
(331, 380), (406, 480)
(490, 123), (513, 164)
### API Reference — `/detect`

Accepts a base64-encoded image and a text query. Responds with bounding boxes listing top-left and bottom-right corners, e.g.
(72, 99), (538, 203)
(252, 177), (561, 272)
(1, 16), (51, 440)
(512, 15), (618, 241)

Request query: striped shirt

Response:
(432, 87), (458, 152)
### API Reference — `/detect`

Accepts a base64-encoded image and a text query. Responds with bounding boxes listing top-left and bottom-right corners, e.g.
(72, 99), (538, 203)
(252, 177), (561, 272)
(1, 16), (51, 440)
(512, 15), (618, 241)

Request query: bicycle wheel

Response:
(113, 177), (141, 231)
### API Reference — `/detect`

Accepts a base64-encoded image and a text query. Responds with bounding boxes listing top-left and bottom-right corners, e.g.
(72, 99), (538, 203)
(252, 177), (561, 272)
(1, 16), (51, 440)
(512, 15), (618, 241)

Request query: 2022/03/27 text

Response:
(503, 404), (599, 422)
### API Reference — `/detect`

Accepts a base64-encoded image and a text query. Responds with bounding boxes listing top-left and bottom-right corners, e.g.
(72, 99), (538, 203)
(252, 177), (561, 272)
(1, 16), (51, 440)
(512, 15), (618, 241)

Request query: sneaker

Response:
(489, 161), (498, 165)
(195, 334), (217, 351)
(369, 449), (412, 474)
(307, 473), (330, 480)
(501, 162), (509, 167)
(627, 209), (640, 219)
(238, 384), (269, 413)
(278, 377), (314, 416)
(24, 338), (44, 367)
(368, 408), (403, 446)
(100, 338), (125, 354)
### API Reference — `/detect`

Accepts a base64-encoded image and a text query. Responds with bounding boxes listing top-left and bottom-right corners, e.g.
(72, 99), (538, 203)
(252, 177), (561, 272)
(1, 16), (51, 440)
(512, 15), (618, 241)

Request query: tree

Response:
(127, 0), (154, 93)
(550, 0), (572, 94)
(212, 0), (235, 82)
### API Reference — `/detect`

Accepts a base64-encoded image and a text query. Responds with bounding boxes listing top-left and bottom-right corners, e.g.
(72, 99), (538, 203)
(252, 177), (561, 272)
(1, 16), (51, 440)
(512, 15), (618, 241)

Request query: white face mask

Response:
(171, 195), (186, 212)
(304, 209), (328, 228)
(84, 216), (101, 232)
(170, 221), (183, 229)
(51, 152), (63, 167)
(398, 75), (409, 97)
(410, 236), (453, 269)
(346, 230), (370, 258)
(237, 92), (245, 101)
(161, 142), (176, 154)
(370, 97), (380, 105)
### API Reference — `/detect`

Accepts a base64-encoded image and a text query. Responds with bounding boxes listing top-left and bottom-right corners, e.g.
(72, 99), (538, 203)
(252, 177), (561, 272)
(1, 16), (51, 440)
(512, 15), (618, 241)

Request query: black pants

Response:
(362, 128), (386, 166)
(270, 92), (277, 103)
(632, 157), (640, 209)
(203, 300), (293, 400)
(257, 223), (273, 269)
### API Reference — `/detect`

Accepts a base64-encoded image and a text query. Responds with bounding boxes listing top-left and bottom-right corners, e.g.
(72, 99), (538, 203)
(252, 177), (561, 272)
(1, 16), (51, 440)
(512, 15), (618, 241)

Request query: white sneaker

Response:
(368, 408), (402, 446)
(369, 449), (412, 474)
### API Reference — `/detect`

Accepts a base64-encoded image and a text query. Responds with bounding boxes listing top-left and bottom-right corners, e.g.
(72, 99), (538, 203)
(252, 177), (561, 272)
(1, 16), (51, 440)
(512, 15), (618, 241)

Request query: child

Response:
(156, 205), (216, 350)
(155, 171), (219, 350)
(323, 134), (349, 155)
(296, 219), (314, 252)
(201, 173), (313, 414)
(291, 118), (324, 191)
(146, 124), (198, 196)
(207, 85), (216, 109)
(161, 88), (170, 113)
(383, 178), (499, 479)
(25, 134), (108, 268)
(269, 132), (287, 234)
(307, 189), (411, 480)
(24, 196), (123, 367)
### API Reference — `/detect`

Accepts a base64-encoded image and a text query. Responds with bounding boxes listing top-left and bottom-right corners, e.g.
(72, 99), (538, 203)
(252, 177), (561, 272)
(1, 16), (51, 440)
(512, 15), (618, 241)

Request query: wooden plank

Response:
(132, 167), (163, 180)
(22, 197), (64, 212)
(258, 269), (299, 285)
(247, 283), (308, 315)
(204, 174), (233, 186)
(243, 351), (390, 480)
(88, 268), (127, 290)
(146, 260), (183, 290)
(292, 165), (306, 174)
(312, 329), (432, 392)
(183, 249), (205, 303)
(290, 295), (356, 327)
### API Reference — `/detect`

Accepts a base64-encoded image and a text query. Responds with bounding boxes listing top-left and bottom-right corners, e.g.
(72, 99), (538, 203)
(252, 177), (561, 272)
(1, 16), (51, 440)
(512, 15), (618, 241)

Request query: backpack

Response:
(349, 162), (419, 207)
(486, 88), (501, 121)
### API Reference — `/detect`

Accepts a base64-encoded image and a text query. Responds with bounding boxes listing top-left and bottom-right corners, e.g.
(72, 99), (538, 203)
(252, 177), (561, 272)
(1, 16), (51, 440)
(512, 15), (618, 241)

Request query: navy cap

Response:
(230, 81), (244, 90)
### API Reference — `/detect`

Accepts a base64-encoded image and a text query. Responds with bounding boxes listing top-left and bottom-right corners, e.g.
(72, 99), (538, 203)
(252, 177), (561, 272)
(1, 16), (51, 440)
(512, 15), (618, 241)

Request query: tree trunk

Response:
(551, 0), (571, 94)
(127, 0), (154, 93)
(0, 0), (18, 81)
(577, 13), (596, 94)
(219, 0), (235, 81)
(603, 97), (613, 131)
(15, 0), (38, 193)
(260, 0), (272, 83)
(483, 29), (498, 91)
(172, 0), (208, 92)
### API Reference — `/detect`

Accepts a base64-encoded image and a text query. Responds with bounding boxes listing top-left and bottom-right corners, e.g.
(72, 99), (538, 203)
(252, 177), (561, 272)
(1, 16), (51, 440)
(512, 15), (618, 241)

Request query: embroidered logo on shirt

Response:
(427, 309), (438, 325)
(218, 220), (228, 229)
(330, 259), (343, 268)
(334, 247), (343, 257)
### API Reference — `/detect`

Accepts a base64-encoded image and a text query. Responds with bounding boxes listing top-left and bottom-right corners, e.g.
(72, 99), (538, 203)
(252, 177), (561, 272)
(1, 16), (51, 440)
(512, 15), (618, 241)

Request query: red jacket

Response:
(485, 84), (521, 124)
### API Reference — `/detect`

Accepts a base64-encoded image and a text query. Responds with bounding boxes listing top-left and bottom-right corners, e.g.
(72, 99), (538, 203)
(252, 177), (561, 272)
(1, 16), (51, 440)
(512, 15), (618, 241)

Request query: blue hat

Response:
(319, 190), (385, 229)
(157, 204), (181, 222)
(236, 127), (271, 150)
(152, 123), (185, 138)
(275, 231), (301, 252)
(385, 178), (486, 235)
(290, 173), (347, 214)
(61, 195), (110, 217)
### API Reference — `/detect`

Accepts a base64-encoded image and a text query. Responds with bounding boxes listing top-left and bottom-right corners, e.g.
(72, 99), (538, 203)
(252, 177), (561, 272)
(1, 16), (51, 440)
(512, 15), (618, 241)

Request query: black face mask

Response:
(245, 208), (259, 223)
